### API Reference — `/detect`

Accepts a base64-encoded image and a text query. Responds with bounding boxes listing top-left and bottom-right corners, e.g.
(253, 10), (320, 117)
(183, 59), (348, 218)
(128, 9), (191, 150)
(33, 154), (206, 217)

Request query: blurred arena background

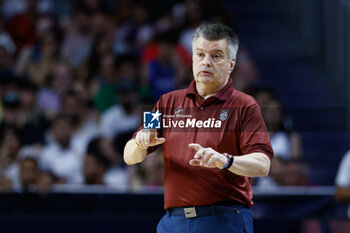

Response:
(0, 0), (349, 232)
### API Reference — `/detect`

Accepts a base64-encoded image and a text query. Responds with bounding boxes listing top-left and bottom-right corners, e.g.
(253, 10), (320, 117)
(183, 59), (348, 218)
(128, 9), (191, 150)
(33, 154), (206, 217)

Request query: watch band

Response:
(221, 153), (234, 169)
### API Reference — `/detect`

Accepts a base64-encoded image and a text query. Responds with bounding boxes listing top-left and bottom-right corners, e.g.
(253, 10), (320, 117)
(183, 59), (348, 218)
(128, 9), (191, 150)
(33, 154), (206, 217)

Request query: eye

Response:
(197, 52), (205, 58)
(213, 54), (222, 60)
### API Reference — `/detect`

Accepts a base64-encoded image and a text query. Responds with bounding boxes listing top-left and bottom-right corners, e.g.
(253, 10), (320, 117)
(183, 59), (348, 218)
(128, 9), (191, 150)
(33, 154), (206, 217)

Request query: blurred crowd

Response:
(0, 0), (308, 194)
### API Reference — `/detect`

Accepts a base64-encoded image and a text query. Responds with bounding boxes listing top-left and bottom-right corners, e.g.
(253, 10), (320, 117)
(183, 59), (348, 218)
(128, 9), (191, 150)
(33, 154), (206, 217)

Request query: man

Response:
(40, 115), (82, 184)
(124, 24), (273, 233)
(20, 157), (39, 191)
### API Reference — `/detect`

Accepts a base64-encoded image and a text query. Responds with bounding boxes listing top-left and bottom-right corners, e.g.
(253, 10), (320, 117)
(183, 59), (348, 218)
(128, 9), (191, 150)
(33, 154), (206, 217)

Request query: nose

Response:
(201, 54), (212, 67)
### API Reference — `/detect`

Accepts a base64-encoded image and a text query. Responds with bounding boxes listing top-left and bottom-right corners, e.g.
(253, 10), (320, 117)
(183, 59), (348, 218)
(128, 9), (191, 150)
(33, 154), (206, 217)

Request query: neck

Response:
(196, 79), (229, 99)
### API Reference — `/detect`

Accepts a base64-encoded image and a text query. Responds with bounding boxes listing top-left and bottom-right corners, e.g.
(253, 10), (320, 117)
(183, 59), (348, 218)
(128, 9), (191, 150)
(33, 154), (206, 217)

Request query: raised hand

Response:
(188, 143), (227, 169)
(135, 129), (166, 149)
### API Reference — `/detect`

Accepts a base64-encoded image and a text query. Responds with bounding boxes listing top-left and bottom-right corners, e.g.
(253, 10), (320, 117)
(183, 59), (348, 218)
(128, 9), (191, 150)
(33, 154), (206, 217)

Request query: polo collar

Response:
(185, 78), (234, 101)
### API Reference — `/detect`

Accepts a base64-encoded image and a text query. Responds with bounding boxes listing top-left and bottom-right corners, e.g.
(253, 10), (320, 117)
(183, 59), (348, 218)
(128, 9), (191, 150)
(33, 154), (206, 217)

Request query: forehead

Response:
(194, 37), (228, 53)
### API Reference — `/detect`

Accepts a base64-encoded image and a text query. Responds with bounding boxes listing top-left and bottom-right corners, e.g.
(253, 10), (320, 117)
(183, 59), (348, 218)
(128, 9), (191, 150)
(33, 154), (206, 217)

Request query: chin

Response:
(196, 76), (214, 83)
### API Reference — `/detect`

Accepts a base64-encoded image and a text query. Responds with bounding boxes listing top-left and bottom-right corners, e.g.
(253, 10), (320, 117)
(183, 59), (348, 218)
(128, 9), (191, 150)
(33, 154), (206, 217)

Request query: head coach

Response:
(123, 23), (273, 233)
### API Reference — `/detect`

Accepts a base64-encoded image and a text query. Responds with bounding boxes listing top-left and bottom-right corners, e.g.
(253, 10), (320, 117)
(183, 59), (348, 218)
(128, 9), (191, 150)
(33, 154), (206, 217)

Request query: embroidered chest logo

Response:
(174, 106), (184, 115)
(219, 109), (229, 121)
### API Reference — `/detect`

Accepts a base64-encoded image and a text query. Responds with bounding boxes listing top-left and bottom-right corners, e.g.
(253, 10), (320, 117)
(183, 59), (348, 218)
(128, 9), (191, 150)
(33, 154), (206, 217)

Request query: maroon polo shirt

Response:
(133, 78), (273, 209)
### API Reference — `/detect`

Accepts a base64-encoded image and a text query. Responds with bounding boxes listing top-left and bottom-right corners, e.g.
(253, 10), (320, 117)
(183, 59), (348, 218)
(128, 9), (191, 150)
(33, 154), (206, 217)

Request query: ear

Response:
(228, 59), (236, 74)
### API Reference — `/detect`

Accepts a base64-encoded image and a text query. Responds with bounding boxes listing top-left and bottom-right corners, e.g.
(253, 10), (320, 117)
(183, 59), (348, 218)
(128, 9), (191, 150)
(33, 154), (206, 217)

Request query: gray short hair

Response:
(192, 24), (239, 60)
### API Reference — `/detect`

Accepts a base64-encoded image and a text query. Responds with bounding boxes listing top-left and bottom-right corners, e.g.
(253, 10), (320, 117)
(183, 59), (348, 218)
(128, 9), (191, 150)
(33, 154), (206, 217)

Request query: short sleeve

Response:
(239, 104), (274, 159)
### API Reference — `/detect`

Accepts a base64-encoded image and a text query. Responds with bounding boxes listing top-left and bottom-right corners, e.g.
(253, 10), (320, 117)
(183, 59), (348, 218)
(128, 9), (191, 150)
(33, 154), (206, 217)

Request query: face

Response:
(262, 99), (283, 131)
(1, 129), (21, 157)
(62, 96), (80, 117)
(192, 37), (235, 90)
(83, 155), (105, 184)
(20, 159), (38, 187)
(52, 119), (72, 147)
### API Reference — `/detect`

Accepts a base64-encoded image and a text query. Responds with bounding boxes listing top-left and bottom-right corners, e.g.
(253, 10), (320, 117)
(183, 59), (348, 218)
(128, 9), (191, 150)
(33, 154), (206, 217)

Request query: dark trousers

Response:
(157, 206), (253, 233)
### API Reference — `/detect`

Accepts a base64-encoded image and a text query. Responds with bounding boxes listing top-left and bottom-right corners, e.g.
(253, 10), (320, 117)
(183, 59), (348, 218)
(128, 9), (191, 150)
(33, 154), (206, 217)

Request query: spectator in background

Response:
(279, 159), (308, 186)
(112, 0), (134, 27)
(35, 171), (53, 194)
(335, 150), (350, 202)
(86, 34), (114, 103)
(0, 18), (16, 66)
(36, 62), (72, 119)
(92, 51), (118, 113)
(0, 77), (20, 121)
(0, 91), (22, 132)
(39, 114), (82, 184)
(141, 30), (190, 99)
(178, 0), (204, 55)
(85, 137), (128, 189)
(5, 0), (39, 50)
(27, 30), (60, 88)
(19, 157), (39, 191)
(1, 79), (48, 147)
(261, 95), (302, 160)
(99, 79), (140, 140)
(61, 90), (99, 156)
(14, 12), (60, 77)
(231, 46), (259, 93)
(83, 150), (109, 185)
(74, 0), (108, 15)
(18, 79), (48, 145)
(61, 9), (93, 68)
(253, 89), (305, 187)
(113, 4), (153, 55)
(0, 46), (15, 79)
(0, 126), (22, 191)
(90, 11), (114, 40)
(1, 0), (27, 20)
(128, 147), (164, 192)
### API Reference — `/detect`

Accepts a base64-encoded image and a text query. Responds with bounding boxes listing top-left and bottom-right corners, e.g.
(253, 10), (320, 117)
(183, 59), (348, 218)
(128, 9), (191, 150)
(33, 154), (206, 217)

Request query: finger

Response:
(188, 143), (204, 151)
(138, 133), (144, 148)
(140, 133), (148, 148)
(202, 151), (214, 165)
(206, 156), (218, 168)
(189, 159), (201, 166)
(144, 132), (150, 146)
(194, 148), (204, 159)
(194, 152), (202, 159)
(154, 137), (166, 145)
(135, 133), (144, 148)
(149, 130), (156, 142)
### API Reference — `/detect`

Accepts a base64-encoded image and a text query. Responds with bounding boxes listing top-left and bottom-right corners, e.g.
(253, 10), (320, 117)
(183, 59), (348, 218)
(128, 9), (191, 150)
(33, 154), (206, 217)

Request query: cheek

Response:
(219, 64), (229, 74)
(192, 62), (200, 75)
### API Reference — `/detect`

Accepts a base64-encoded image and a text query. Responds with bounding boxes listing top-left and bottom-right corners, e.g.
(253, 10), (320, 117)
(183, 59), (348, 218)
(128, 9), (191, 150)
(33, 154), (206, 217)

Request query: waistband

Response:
(167, 204), (247, 219)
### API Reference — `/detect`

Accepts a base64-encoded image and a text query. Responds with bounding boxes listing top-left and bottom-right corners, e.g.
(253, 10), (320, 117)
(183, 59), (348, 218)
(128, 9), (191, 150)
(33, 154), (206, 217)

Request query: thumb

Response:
(189, 159), (201, 166)
(188, 143), (203, 151)
(154, 137), (166, 145)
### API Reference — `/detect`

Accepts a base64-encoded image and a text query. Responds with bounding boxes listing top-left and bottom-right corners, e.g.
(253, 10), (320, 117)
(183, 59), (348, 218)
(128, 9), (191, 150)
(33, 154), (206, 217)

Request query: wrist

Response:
(135, 140), (148, 150)
(220, 153), (234, 169)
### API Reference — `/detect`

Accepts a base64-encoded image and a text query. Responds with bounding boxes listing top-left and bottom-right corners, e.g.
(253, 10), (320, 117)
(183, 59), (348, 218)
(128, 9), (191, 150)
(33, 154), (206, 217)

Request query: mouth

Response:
(199, 71), (212, 76)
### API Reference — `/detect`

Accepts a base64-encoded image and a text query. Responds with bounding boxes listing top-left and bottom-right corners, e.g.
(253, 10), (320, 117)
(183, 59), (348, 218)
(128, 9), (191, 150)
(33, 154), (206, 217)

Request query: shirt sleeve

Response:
(239, 104), (274, 159)
(336, 150), (350, 187)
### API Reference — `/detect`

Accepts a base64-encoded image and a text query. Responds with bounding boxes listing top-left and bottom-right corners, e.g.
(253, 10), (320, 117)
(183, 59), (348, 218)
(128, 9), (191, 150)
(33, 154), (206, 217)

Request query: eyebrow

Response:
(195, 48), (225, 53)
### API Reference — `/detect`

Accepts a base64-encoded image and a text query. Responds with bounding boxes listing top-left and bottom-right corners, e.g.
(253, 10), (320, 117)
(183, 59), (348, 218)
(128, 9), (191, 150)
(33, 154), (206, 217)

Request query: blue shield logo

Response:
(143, 110), (161, 129)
